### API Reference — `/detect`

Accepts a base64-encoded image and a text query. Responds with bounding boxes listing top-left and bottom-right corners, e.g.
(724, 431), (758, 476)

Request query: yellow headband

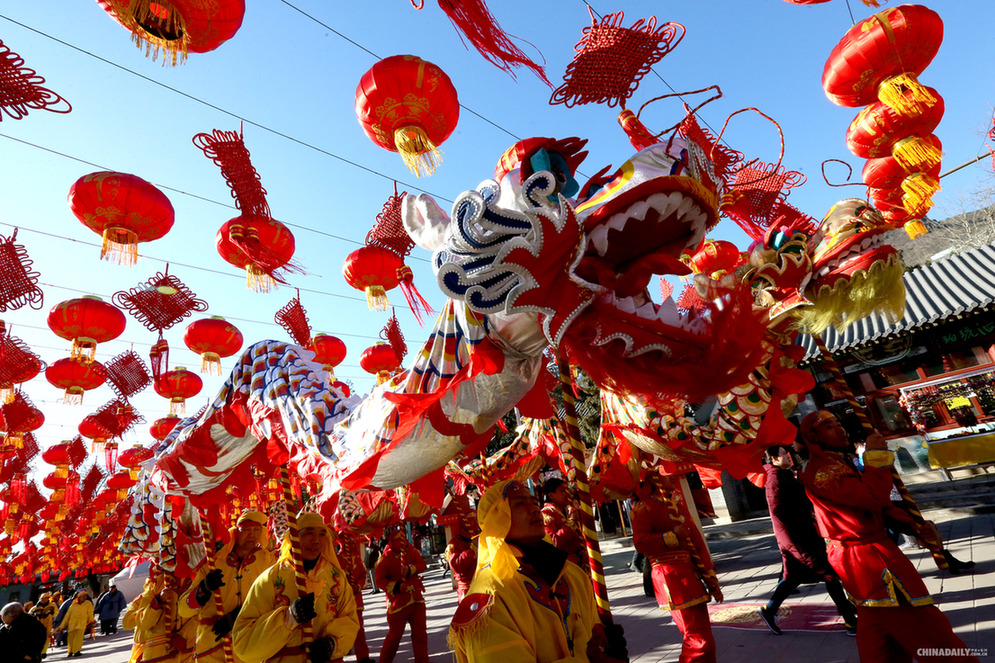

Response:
(237, 510), (268, 527)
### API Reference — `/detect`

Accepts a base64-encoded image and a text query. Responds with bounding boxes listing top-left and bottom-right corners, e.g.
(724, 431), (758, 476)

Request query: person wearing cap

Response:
(179, 510), (275, 663)
(232, 512), (358, 663)
(62, 590), (95, 658)
(123, 574), (160, 663)
(798, 410), (978, 662)
(332, 516), (373, 663)
(95, 583), (128, 636)
(630, 473), (721, 663)
(29, 592), (57, 657)
(2, 601), (49, 663)
(541, 478), (588, 567)
(448, 479), (627, 663)
(375, 527), (429, 663)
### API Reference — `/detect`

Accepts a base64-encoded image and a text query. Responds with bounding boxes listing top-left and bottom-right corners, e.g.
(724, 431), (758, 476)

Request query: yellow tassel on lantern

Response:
(877, 73), (937, 117)
(394, 125), (441, 177)
(169, 397), (186, 415)
(904, 218), (929, 239)
(0, 385), (14, 404)
(63, 386), (85, 406)
(861, 0), (881, 5)
(377, 369), (391, 385)
(900, 173), (940, 211)
(365, 285), (392, 312)
(892, 136), (943, 171)
(246, 265), (276, 293)
(70, 337), (98, 364)
(101, 227), (139, 266)
(200, 351), (222, 375)
(102, 0), (189, 65)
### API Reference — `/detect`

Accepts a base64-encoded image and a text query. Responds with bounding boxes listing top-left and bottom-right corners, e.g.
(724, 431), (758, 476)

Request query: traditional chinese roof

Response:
(799, 243), (995, 359)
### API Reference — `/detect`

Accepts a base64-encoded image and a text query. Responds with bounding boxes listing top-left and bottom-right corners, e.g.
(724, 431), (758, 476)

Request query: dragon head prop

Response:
(744, 198), (905, 334)
(418, 137), (768, 403)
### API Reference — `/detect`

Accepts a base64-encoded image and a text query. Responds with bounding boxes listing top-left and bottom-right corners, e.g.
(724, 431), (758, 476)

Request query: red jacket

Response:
(446, 536), (477, 601)
(375, 539), (426, 614)
(800, 447), (933, 607)
(541, 503), (587, 565)
(334, 529), (367, 609)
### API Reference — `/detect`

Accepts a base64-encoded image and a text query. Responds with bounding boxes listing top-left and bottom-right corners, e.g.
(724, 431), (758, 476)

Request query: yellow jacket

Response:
(65, 599), (95, 631)
(30, 602), (57, 632)
(178, 546), (275, 663)
(232, 556), (359, 663)
(448, 551), (597, 663)
(134, 587), (197, 663)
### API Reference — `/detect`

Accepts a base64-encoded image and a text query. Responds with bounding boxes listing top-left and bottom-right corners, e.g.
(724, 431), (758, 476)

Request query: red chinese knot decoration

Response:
(193, 128), (270, 218)
(68, 171), (174, 266)
(274, 295), (311, 347)
(355, 55), (460, 177)
(95, 0), (245, 65)
(112, 270), (207, 333)
(0, 229), (44, 312)
(0, 37), (71, 120)
(0, 323), (44, 403)
(103, 350), (152, 399)
(550, 9), (685, 108)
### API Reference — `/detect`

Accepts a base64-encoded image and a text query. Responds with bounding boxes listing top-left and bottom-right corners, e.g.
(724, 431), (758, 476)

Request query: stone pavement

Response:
(72, 507), (993, 662)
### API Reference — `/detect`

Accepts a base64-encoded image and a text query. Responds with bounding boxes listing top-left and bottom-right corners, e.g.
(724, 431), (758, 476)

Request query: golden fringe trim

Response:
(200, 352), (222, 375)
(246, 265), (276, 293)
(395, 125), (441, 178)
(878, 73), (937, 117)
(794, 254), (906, 334)
(101, 227), (139, 265)
(169, 398), (186, 415)
(365, 285), (391, 312)
(70, 337), (98, 364)
(904, 219), (929, 239)
(893, 136), (942, 171)
(104, 0), (189, 66)
(446, 597), (494, 653)
(1, 386), (14, 404)
(376, 370), (391, 385)
(900, 173), (940, 211)
(63, 387), (85, 405)
(861, 0), (881, 5)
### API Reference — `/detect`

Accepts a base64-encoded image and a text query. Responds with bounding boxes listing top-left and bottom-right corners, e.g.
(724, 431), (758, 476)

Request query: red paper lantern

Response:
(686, 240), (741, 277)
(847, 88), (944, 169)
(47, 296), (126, 363)
(40, 442), (70, 466)
(45, 358), (106, 405)
(150, 414), (181, 441)
(823, 5), (943, 117)
(106, 470), (137, 491)
(355, 55), (460, 177)
(154, 367), (202, 414)
(119, 445), (154, 470)
(68, 171), (174, 265)
(359, 342), (401, 385)
(216, 215), (296, 292)
(342, 246), (405, 311)
(95, 0), (245, 64)
(183, 316), (243, 375)
(309, 334), (347, 379)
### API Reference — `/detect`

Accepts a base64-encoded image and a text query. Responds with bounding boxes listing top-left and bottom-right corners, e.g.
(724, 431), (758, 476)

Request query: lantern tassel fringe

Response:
(101, 227), (139, 266)
(878, 73), (937, 117)
(365, 285), (392, 312)
(169, 399), (186, 415)
(246, 265), (276, 293)
(893, 137), (943, 172)
(900, 174), (940, 212)
(70, 337), (98, 364)
(905, 219), (929, 239)
(399, 278), (435, 326)
(1, 387), (14, 404)
(394, 126), (442, 178)
(200, 352), (223, 376)
(103, 0), (189, 65)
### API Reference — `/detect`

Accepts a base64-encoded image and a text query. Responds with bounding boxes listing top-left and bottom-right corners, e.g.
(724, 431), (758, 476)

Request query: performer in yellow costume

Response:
(29, 591), (57, 657)
(232, 512), (359, 663)
(179, 511), (275, 663)
(125, 575), (162, 663)
(64, 590), (95, 657)
(448, 479), (627, 663)
(132, 569), (197, 663)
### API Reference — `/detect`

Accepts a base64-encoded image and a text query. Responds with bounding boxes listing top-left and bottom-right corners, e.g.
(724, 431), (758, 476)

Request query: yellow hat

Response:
(237, 510), (268, 527)
(39, 592), (51, 600)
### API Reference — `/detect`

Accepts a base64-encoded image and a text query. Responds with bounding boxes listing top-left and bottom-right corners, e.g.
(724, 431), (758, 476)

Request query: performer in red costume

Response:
(798, 410), (978, 662)
(541, 477), (588, 566)
(333, 516), (374, 663)
(631, 473), (722, 663)
(375, 528), (429, 663)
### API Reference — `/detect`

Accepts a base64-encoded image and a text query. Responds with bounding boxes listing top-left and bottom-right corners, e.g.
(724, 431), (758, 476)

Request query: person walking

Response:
(757, 444), (857, 636)
(375, 528), (430, 663)
(61, 590), (95, 658)
(94, 583), (127, 636)
(2, 602), (49, 663)
(29, 593), (57, 658)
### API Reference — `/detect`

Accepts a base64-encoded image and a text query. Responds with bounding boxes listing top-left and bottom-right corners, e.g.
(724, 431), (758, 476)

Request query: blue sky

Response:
(0, 0), (993, 452)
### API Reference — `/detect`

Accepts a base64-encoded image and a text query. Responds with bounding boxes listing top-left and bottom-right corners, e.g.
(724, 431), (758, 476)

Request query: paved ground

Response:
(66, 507), (993, 662)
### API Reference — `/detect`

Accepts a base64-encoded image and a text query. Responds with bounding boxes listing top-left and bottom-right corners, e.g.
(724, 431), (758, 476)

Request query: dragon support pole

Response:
(279, 465), (314, 644)
(200, 522), (236, 663)
(555, 355), (614, 625)
(812, 335), (947, 570)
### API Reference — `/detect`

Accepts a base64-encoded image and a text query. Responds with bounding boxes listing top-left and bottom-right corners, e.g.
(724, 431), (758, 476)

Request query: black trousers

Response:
(766, 575), (857, 625)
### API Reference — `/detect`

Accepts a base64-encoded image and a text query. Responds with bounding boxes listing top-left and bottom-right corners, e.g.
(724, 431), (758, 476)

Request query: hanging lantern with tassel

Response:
(154, 366), (202, 414)
(216, 215), (297, 292)
(46, 296), (126, 363)
(309, 334), (347, 380)
(183, 316), (243, 375)
(355, 55), (460, 177)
